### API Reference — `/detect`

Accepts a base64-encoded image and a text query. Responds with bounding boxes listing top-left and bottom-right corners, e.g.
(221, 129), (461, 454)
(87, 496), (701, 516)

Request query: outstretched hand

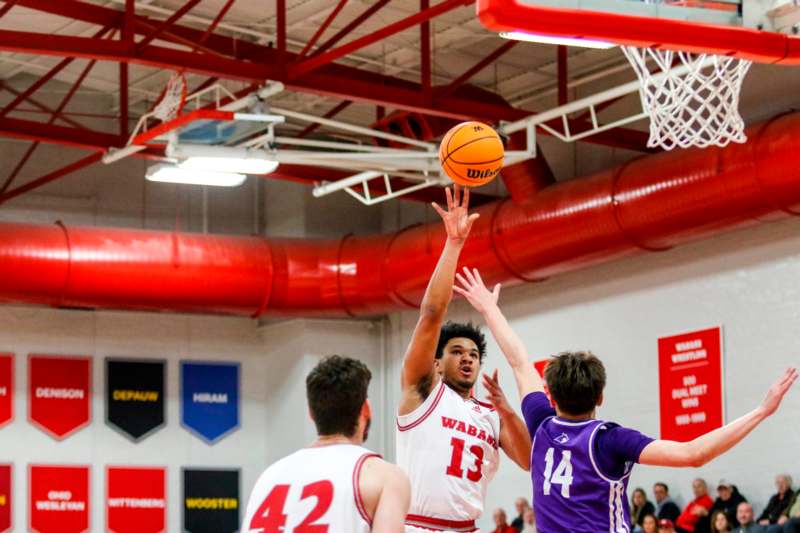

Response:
(758, 367), (798, 418)
(483, 369), (513, 417)
(453, 267), (500, 315)
(432, 185), (480, 244)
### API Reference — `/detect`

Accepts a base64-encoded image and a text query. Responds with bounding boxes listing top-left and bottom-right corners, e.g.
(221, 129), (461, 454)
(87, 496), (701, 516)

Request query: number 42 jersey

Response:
(396, 379), (500, 532)
(242, 444), (378, 533)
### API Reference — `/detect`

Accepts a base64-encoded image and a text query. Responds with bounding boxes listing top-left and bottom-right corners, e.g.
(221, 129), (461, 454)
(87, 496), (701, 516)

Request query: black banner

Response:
(182, 468), (240, 533)
(105, 358), (166, 442)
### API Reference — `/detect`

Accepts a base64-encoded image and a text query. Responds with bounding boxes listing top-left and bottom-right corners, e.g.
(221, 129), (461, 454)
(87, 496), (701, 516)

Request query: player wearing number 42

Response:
(452, 267), (799, 533)
(242, 355), (411, 533)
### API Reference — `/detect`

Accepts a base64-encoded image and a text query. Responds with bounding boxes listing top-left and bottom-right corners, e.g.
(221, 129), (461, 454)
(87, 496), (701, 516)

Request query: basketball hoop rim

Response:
(477, 0), (800, 64)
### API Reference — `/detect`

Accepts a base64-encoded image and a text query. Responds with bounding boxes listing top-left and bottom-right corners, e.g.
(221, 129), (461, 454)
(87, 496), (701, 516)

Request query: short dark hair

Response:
(436, 321), (487, 363)
(654, 482), (669, 493)
(544, 351), (606, 416)
(306, 355), (371, 437)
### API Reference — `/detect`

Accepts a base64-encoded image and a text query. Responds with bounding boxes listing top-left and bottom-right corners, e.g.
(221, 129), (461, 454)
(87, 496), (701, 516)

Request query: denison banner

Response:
(106, 358), (166, 442)
(0, 464), (11, 533)
(106, 466), (166, 533)
(181, 361), (240, 444)
(182, 468), (239, 533)
(29, 465), (90, 533)
(29, 355), (92, 440)
(0, 354), (12, 429)
(658, 327), (724, 441)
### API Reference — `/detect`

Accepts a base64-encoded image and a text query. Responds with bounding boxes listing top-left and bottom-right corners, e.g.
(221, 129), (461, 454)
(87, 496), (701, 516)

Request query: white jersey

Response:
(396, 379), (501, 532)
(242, 444), (379, 533)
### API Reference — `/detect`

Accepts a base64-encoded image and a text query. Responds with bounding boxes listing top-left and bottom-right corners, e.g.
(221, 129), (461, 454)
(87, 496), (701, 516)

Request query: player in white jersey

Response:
(397, 185), (533, 533)
(244, 355), (410, 533)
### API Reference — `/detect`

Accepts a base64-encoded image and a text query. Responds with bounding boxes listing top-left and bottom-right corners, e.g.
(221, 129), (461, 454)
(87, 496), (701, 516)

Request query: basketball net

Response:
(152, 72), (188, 122)
(621, 47), (752, 150)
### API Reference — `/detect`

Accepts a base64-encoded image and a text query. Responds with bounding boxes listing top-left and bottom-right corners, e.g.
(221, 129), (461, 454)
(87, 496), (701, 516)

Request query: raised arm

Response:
(483, 369), (532, 471)
(400, 185), (479, 412)
(453, 267), (545, 399)
(639, 367), (797, 467)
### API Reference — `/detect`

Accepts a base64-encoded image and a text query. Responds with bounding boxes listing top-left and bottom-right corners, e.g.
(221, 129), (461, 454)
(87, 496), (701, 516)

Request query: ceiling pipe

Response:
(0, 112), (799, 317)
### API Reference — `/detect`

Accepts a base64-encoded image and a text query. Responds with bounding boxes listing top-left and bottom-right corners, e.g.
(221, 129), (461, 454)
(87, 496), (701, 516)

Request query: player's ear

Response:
(362, 398), (372, 419)
(597, 392), (604, 407)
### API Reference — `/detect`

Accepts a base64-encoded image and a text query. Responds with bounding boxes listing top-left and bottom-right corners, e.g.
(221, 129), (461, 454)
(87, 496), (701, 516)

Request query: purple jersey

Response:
(522, 392), (653, 533)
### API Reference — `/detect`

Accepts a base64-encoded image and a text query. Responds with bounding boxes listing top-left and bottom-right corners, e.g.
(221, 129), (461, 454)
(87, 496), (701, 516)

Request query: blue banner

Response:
(180, 361), (240, 444)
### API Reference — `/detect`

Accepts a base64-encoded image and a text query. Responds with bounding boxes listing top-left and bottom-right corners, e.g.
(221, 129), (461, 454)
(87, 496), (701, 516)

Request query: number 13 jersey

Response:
(396, 379), (500, 532)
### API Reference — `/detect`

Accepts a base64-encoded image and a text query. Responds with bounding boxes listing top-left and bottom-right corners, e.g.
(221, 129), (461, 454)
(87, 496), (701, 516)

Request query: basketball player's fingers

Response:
(453, 184), (461, 207)
(492, 284), (501, 300)
(493, 369), (499, 382)
(463, 186), (470, 209)
(445, 187), (454, 211)
(431, 202), (446, 219)
(452, 285), (468, 298)
(462, 266), (477, 286)
(455, 272), (470, 290)
(473, 268), (484, 286)
(464, 213), (480, 233)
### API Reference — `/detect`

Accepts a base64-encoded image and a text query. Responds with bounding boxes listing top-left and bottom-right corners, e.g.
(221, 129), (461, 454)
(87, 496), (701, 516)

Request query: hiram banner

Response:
(180, 361), (240, 444)
(0, 464), (11, 533)
(29, 465), (90, 533)
(28, 355), (92, 440)
(106, 358), (166, 442)
(106, 466), (166, 533)
(0, 354), (12, 429)
(182, 468), (239, 533)
(658, 327), (724, 441)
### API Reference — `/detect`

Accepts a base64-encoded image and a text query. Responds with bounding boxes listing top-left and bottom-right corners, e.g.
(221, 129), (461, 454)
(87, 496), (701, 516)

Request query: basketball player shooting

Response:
(453, 267), (798, 533)
(243, 355), (410, 533)
(397, 185), (533, 533)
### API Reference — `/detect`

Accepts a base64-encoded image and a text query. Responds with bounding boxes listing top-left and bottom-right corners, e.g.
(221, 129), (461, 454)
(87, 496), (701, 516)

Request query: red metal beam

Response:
(120, 62), (129, 136)
(198, 0), (236, 48)
(135, 0), (204, 50)
(306, 0), (391, 59)
(0, 151), (103, 205)
(0, 116), (122, 149)
(420, 0), (431, 101)
(437, 40), (517, 99)
(277, 0), (286, 59)
(292, 0), (471, 78)
(557, 45), (568, 105)
(0, 81), (87, 129)
(297, 0), (347, 61)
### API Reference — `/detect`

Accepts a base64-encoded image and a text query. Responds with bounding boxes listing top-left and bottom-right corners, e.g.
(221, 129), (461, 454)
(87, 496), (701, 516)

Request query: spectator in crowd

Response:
(765, 489), (800, 533)
(759, 476), (795, 526)
(511, 497), (530, 531)
(491, 508), (516, 533)
(711, 480), (748, 527)
(734, 502), (764, 533)
(661, 519), (678, 533)
(520, 507), (537, 533)
(632, 488), (657, 531)
(676, 479), (714, 533)
(656, 482), (683, 523)
(642, 514), (659, 533)
(712, 510), (733, 533)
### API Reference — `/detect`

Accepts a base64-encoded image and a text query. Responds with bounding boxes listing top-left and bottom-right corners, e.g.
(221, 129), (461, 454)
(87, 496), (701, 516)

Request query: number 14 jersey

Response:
(396, 379), (500, 532)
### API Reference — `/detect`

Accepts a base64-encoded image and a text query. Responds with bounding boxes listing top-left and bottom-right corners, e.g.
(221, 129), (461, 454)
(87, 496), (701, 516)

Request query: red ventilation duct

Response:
(1, 113), (799, 317)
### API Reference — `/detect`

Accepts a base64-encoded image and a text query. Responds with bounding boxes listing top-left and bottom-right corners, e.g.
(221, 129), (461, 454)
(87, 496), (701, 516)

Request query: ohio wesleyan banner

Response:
(28, 355), (91, 440)
(180, 361), (240, 444)
(29, 465), (90, 533)
(182, 468), (239, 533)
(106, 358), (166, 442)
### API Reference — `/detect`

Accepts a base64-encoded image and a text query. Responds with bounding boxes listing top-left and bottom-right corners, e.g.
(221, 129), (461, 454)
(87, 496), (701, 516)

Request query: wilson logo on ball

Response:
(466, 168), (500, 179)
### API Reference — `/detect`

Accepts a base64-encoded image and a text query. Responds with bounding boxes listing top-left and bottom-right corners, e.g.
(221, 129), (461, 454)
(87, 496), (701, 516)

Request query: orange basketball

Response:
(438, 121), (504, 187)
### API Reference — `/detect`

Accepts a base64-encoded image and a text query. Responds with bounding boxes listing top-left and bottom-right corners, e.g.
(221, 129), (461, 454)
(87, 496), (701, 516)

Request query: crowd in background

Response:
(490, 475), (800, 533)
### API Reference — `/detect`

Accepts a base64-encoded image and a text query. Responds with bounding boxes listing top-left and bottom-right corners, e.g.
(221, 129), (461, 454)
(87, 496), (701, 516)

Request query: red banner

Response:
(106, 467), (166, 533)
(658, 327), (724, 441)
(28, 355), (91, 439)
(29, 465), (90, 533)
(0, 354), (12, 429)
(0, 464), (11, 533)
(533, 358), (552, 402)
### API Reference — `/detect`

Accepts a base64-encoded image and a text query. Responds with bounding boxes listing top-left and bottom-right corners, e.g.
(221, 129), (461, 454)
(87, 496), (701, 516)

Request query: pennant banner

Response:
(29, 465), (90, 533)
(181, 361), (240, 444)
(0, 354), (12, 429)
(106, 467), (166, 533)
(0, 464), (11, 533)
(106, 359), (166, 442)
(182, 468), (239, 533)
(29, 355), (92, 440)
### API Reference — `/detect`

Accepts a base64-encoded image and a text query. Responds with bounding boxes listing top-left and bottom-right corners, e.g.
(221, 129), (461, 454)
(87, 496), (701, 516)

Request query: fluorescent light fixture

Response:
(146, 164), (247, 187)
(499, 31), (616, 49)
(179, 156), (279, 175)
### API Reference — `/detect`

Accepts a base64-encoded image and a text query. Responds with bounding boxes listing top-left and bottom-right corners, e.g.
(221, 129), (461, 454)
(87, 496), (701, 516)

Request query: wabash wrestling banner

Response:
(29, 465), (90, 533)
(0, 464), (11, 533)
(106, 466), (166, 533)
(181, 361), (240, 444)
(182, 468), (239, 533)
(0, 354), (12, 429)
(29, 355), (92, 440)
(106, 358), (166, 442)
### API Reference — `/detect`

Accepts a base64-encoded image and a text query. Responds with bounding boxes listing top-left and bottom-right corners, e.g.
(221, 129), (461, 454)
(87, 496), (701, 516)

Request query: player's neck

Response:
(555, 409), (595, 421)
(313, 434), (361, 447)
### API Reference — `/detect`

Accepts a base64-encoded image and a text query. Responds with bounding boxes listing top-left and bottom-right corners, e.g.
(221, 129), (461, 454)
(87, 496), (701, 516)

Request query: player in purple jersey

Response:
(453, 267), (798, 533)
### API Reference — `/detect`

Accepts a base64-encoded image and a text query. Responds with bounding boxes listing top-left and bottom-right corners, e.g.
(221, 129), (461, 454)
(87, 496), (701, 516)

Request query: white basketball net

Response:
(621, 47), (752, 150)
(152, 72), (187, 122)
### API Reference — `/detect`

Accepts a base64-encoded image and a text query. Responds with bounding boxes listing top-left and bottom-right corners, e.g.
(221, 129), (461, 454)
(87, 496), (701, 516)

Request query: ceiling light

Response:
(499, 31), (616, 49)
(146, 165), (247, 187)
(179, 156), (279, 175)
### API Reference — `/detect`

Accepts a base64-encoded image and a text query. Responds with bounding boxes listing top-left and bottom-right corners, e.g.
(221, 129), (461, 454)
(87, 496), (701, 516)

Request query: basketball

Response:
(439, 121), (504, 187)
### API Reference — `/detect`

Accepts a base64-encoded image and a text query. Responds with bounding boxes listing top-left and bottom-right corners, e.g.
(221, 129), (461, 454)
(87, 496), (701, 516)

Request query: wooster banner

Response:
(0, 464), (10, 533)
(0, 354), (12, 429)
(29, 465), (90, 533)
(106, 358), (166, 442)
(180, 361), (240, 444)
(29, 355), (91, 440)
(182, 468), (239, 533)
(106, 466), (166, 533)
